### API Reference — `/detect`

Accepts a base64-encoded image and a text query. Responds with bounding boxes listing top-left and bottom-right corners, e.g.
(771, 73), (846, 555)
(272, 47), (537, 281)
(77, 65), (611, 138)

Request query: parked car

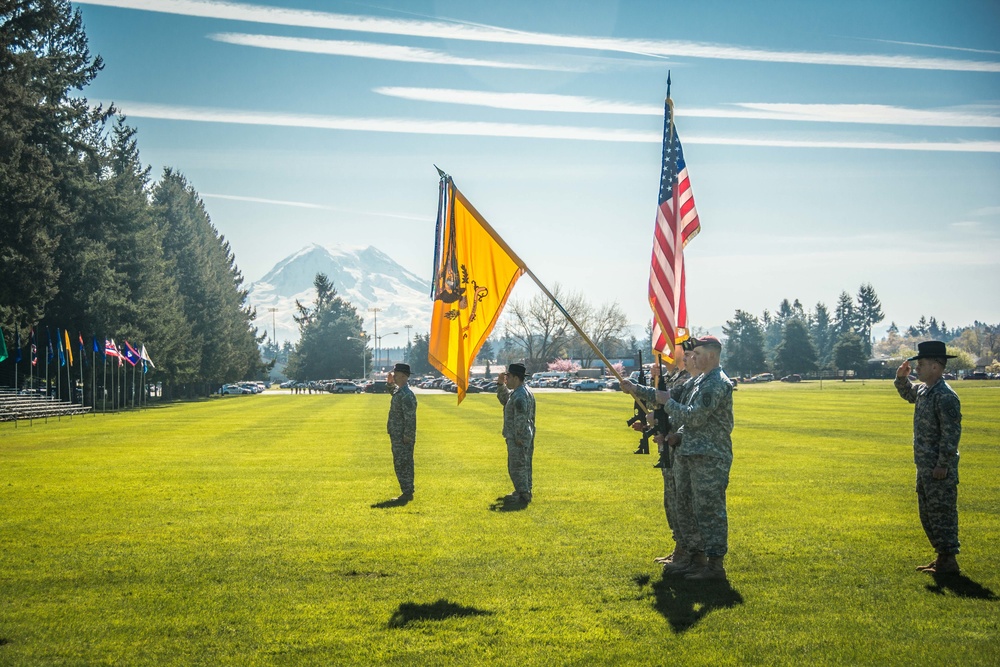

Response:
(964, 372), (989, 380)
(331, 381), (360, 393)
(571, 379), (603, 391)
(604, 379), (621, 391)
(222, 384), (249, 395)
(780, 374), (802, 383)
(364, 381), (392, 394)
(752, 373), (775, 383)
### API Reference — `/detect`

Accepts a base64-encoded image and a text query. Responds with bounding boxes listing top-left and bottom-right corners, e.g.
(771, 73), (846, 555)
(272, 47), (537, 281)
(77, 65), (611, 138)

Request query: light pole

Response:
(369, 307), (381, 376)
(346, 334), (367, 379)
(267, 307), (278, 358)
(377, 332), (399, 371)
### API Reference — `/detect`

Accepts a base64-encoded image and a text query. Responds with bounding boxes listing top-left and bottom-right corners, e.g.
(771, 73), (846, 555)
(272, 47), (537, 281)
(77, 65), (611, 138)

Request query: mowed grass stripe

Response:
(1, 381), (998, 665)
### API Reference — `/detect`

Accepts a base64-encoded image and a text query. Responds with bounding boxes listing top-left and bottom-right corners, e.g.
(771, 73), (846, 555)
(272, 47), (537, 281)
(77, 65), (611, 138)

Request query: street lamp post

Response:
(376, 332), (399, 371)
(346, 334), (367, 379)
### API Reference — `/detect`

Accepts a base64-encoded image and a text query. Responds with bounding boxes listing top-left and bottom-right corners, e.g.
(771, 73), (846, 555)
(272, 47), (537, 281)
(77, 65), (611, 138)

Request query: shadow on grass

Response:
(634, 572), (744, 633)
(926, 572), (999, 600)
(488, 495), (529, 513)
(371, 496), (412, 509)
(387, 599), (493, 628)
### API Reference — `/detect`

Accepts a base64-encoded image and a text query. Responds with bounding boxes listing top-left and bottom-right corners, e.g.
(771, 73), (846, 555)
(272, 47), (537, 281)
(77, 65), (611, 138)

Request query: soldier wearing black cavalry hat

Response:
(895, 341), (963, 574)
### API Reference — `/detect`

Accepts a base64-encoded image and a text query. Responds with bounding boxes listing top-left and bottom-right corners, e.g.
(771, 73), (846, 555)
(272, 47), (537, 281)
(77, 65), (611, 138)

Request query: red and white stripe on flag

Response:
(648, 97), (700, 361)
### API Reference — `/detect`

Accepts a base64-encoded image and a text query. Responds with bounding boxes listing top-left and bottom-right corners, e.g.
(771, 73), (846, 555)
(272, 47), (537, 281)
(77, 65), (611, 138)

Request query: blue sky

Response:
(72, 0), (1000, 334)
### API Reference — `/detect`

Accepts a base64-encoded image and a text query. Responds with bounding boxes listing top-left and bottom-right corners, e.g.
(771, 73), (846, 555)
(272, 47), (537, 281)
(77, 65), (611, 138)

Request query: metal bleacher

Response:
(0, 387), (93, 425)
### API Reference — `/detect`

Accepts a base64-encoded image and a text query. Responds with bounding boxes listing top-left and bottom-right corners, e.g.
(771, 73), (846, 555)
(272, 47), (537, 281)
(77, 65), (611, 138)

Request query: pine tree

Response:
(812, 302), (832, 366)
(285, 273), (366, 381)
(775, 318), (818, 375)
(722, 310), (767, 377)
(854, 283), (885, 357)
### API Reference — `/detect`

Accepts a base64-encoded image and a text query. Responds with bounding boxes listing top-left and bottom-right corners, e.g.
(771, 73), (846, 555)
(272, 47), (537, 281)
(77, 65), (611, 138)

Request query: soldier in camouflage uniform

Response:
(625, 347), (694, 565)
(386, 363), (417, 502)
(497, 362), (536, 504)
(661, 336), (733, 580)
(894, 340), (962, 574)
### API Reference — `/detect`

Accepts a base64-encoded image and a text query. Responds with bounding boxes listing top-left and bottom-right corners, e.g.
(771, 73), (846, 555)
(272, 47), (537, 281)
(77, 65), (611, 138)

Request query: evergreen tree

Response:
(285, 273), (366, 381)
(812, 302), (832, 365)
(0, 0), (109, 327)
(854, 283), (885, 357)
(775, 318), (818, 375)
(722, 310), (767, 377)
(834, 291), (856, 338)
(407, 333), (433, 376)
(833, 331), (867, 379)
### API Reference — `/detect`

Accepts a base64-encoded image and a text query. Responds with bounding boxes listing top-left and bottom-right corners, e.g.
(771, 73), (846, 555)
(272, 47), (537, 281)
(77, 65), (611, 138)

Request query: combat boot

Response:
(663, 551), (705, 576)
(927, 553), (960, 574)
(686, 556), (726, 581)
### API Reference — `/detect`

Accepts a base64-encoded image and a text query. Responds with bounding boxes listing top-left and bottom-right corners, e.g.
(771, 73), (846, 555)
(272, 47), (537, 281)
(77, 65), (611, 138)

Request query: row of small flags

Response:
(0, 326), (155, 371)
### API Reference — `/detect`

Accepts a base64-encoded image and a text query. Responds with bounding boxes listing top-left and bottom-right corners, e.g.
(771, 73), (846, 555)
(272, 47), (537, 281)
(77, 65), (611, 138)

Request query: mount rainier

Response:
(247, 244), (433, 344)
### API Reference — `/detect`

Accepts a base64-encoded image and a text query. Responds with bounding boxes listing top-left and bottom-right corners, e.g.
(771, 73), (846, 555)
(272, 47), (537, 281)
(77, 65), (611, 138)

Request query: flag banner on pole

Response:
(123, 341), (140, 367)
(15, 326), (22, 363)
(648, 79), (701, 361)
(57, 328), (65, 366)
(93, 335), (101, 355)
(428, 172), (525, 404)
(140, 345), (155, 369)
(64, 328), (73, 367)
(47, 328), (54, 361)
(31, 328), (37, 367)
(105, 339), (120, 359)
(0, 327), (7, 363)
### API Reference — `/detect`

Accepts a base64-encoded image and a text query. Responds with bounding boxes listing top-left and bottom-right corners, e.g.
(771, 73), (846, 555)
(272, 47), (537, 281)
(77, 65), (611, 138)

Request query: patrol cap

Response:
(692, 335), (723, 350)
(907, 341), (955, 362)
(393, 363), (411, 375)
(507, 363), (526, 379)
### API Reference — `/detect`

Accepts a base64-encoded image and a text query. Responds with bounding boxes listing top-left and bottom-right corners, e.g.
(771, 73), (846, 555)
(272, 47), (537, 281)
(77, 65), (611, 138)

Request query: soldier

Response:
(621, 346), (691, 565)
(649, 336), (733, 581)
(894, 340), (962, 574)
(386, 363), (417, 503)
(496, 362), (536, 504)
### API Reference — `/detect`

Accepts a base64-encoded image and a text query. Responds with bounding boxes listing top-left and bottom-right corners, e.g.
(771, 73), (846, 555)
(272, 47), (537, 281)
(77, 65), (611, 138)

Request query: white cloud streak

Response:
(209, 32), (579, 71)
(76, 0), (1000, 73)
(375, 87), (1000, 128)
(201, 192), (426, 220)
(865, 38), (1000, 56)
(114, 101), (1000, 152)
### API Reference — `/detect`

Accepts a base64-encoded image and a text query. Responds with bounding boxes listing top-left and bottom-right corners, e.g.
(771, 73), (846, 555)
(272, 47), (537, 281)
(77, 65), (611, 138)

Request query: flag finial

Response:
(666, 71), (671, 100)
(434, 164), (447, 179)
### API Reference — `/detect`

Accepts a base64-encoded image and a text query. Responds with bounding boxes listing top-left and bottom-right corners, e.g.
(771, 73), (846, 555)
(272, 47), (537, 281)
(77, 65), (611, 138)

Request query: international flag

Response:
(140, 345), (156, 370)
(57, 328), (65, 366)
(15, 325), (22, 363)
(648, 77), (701, 361)
(123, 341), (140, 367)
(0, 327), (7, 364)
(93, 335), (101, 355)
(31, 328), (37, 367)
(47, 328), (54, 361)
(105, 339), (120, 359)
(428, 172), (525, 403)
(64, 328), (73, 367)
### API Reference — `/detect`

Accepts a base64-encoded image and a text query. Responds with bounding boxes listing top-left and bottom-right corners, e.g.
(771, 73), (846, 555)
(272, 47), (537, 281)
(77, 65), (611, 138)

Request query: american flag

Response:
(648, 86), (700, 360)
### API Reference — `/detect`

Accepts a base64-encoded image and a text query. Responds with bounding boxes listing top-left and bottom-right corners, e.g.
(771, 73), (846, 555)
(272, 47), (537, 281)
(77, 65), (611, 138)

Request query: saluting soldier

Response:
(496, 363), (536, 504)
(386, 363), (417, 503)
(895, 341), (962, 575)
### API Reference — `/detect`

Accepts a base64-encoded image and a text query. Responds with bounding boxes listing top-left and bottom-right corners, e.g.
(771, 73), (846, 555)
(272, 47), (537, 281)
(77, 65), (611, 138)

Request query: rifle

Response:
(650, 353), (672, 469)
(626, 351), (650, 454)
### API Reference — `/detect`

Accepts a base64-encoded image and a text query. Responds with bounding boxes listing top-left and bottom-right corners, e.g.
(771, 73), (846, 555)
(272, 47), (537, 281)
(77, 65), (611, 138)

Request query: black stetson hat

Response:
(393, 363), (411, 375)
(507, 363), (526, 379)
(907, 341), (956, 361)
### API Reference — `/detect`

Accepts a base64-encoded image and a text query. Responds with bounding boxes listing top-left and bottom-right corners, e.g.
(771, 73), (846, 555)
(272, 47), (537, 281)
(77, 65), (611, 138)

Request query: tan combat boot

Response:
(664, 551), (706, 576)
(686, 556), (727, 581)
(930, 554), (960, 574)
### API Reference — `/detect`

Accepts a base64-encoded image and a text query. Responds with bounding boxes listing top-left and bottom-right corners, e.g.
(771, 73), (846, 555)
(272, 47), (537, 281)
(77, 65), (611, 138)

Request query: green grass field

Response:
(2, 380), (998, 666)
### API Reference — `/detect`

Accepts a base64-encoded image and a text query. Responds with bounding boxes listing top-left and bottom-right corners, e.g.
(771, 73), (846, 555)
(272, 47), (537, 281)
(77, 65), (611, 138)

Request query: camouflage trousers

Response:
(660, 445), (678, 544)
(916, 467), (960, 555)
(506, 437), (534, 495)
(390, 438), (415, 495)
(674, 453), (731, 558)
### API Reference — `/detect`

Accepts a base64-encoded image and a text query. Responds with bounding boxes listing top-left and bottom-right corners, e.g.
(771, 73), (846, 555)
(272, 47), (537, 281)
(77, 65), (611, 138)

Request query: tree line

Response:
(0, 1), (265, 398)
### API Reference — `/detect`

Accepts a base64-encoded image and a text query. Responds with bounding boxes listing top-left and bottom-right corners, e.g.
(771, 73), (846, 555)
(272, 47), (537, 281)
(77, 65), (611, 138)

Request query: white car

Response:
(571, 380), (603, 391)
(222, 384), (249, 395)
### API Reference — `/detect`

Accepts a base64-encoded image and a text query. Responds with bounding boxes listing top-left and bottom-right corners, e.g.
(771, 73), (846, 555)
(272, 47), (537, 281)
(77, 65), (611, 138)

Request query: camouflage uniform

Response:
(895, 375), (962, 555)
(386, 382), (418, 496)
(498, 383), (536, 496)
(665, 366), (734, 558)
(635, 369), (693, 545)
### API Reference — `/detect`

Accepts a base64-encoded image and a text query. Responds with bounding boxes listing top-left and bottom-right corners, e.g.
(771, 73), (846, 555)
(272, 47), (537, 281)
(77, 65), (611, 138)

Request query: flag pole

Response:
(91, 339), (96, 411)
(102, 346), (107, 413)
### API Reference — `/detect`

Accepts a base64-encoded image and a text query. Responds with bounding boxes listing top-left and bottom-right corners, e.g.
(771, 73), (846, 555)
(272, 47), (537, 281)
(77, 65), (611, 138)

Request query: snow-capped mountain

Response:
(248, 244), (432, 344)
